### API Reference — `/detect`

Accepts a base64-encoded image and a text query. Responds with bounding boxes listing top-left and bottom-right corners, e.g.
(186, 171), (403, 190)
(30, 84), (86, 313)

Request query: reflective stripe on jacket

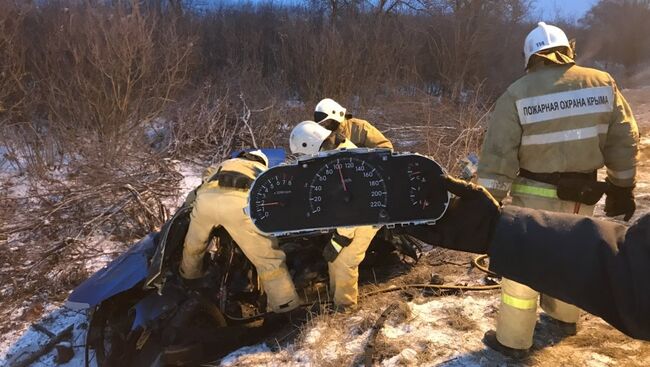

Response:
(478, 62), (638, 201)
(338, 118), (393, 150)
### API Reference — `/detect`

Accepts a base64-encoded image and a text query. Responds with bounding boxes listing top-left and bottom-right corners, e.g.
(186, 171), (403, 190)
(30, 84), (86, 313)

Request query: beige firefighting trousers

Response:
(496, 188), (594, 349)
(328, 225), (380, 306)
(180, 184), (300, 313)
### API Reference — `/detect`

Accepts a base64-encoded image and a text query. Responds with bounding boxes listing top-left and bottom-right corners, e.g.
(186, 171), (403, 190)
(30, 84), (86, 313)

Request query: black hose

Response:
(471, 254), (498, 277)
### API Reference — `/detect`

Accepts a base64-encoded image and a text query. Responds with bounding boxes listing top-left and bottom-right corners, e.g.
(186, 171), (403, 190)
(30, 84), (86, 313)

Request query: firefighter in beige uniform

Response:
(179, 151), (300, 314)
(290, 121), (381, 309)
(477, 22), (638, 356)
(314, 98), (393, 150)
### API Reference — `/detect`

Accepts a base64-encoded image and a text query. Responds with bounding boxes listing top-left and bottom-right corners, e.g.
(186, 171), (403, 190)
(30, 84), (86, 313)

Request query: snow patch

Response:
(586, 352), (615, 367)
(216, 295), (498, 366)
(162, 160), (203, 210)
(381, 347), (418, 366)
(0, 305), (94, 367)
(220, 344), (274, 366)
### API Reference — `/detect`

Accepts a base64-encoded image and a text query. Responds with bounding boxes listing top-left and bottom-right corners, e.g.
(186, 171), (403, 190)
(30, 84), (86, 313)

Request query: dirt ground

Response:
(215, 87), (650, 366)
(2, 87), (650, 366)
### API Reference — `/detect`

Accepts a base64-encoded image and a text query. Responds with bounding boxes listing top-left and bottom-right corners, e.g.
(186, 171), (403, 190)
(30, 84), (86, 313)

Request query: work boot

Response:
(557, 321), (578, 336)
(482, 330), (529, 360)
(330, 303), (357, 315)
(540, 314), (579, 336)
(544, 316), (578, 336)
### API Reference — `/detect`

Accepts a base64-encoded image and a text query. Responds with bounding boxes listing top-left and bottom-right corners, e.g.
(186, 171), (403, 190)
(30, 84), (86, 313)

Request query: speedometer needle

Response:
(338, 165), (347, 192)
(260, 202), (282, 206)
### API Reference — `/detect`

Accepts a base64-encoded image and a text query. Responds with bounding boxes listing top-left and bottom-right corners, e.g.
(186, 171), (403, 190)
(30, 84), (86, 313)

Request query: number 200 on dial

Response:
(307, 157), (388, 217)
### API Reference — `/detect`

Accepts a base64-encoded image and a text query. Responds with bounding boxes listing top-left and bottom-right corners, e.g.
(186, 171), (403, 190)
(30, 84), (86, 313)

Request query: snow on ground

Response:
(2, 88), (650, 366)
(0, 305), (91, 367)
(162, 159), (204, 210)
(216, 87), (650, 366)
(0, 161), (203, 367)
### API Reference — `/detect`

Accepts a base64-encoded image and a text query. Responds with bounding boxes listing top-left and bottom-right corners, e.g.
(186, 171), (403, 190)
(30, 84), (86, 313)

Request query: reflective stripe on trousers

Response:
(497, 278), (538, 349)
(497, 278), (581, 349)
(502, 293), (537, 310)
(496, 190), (590, 349)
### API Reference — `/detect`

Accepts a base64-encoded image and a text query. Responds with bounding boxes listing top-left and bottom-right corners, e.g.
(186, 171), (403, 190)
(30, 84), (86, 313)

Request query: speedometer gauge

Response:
(308, 157), (388, 220)
(248, 149), (449, 235)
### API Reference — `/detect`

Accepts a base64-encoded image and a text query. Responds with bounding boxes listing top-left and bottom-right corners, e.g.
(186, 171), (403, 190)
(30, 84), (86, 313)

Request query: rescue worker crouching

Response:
(179, 150), (301, 314)
(476, 22), (639, 357)
(289, 121), (383, 311)
(314, 98), (393, 150)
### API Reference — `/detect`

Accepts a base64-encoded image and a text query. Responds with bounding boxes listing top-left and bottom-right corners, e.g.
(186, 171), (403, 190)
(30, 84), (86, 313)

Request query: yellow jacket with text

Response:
(477, 55), (639, 201)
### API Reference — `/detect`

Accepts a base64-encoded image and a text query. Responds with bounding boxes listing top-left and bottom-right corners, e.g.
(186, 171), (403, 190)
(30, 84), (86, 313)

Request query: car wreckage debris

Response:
(9, 324), (74, 367)
(359, 303), (399, 367)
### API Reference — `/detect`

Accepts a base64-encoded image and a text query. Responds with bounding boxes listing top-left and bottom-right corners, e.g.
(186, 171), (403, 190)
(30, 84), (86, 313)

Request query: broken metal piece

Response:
(360, 303), (399, 367)
(10, 324), (74, 367)
(55, 342), (74, 364)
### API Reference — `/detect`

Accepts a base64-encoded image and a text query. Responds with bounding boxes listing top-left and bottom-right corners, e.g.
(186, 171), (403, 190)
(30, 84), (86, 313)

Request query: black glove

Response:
(404, 175), (501, 254)
(605, 180), (635, 221)
(323, 231), (352, 262)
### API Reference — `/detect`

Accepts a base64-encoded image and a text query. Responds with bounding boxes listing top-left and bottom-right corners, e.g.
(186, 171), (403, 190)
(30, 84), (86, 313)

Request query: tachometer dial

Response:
(308, 157), (388, 220)
(249, 173), (294, 224)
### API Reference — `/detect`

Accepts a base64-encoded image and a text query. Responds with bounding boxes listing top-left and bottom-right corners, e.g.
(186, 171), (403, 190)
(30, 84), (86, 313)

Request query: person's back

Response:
(180, 153), (301, 314)
(476, 22), (638, 357)
(500, 63), (634, 176)
(478, 63), (638, 204)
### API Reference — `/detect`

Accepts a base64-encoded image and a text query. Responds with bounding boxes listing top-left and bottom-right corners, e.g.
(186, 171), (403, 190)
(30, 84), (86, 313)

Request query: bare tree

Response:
(581, 0), (650, 74)
(32, 1), (195, 162)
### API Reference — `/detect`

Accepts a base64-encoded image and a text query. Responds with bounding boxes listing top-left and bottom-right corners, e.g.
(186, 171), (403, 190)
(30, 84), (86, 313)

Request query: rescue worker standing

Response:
(314, 98), (393, 150)
(289, 121), (380, 310)
(179, 151), (301, 314)
(404, 175), (650, 341)
(477, 22), (639, 357)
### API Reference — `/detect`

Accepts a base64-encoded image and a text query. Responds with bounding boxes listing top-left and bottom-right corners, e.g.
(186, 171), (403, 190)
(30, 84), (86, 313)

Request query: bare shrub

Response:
(0, 155), (181, 307)
(415, 0), (532, 99)
(423, 91), (491, 175)
(166, 82), (306, 162)
(0, 1), (28, 120)
(30, 1), (195, 163)
(352, 87), (490, 175)
(276, 12), (418, 100)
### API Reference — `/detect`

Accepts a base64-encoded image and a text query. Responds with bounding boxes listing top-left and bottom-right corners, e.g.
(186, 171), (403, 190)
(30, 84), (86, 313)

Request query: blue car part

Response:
(66, 234), (156, 309)
(132, 285), (186, 330)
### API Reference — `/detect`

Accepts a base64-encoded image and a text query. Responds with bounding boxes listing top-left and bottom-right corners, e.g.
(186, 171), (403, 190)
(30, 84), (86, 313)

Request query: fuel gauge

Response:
(407, 162), (430, 209)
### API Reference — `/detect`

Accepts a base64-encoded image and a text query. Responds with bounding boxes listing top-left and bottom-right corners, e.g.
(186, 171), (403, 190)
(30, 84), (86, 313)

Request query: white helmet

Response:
(289, 120), (332, 155)
(314, 98), (346, 124)
(523, 22), (570, 68)
(238, 149), (269, 167)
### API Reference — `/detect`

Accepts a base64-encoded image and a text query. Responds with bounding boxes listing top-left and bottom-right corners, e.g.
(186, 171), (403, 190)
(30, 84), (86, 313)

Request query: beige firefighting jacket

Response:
(180, 158), (300, 312)
(477, 54), (639, 201)
(338, 117), (393, 150)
